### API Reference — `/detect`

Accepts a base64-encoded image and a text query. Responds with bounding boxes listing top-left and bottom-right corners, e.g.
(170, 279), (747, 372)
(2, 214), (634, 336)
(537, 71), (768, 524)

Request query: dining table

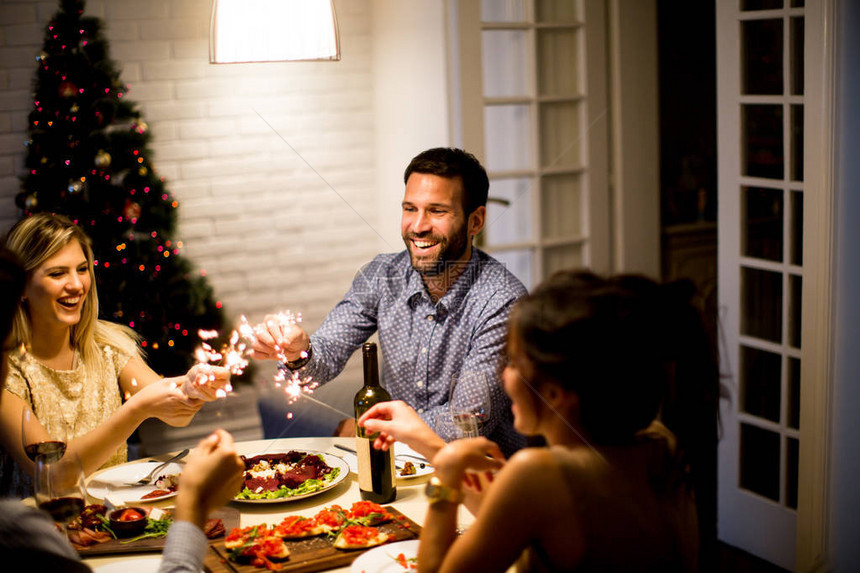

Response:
(79, 436), (475, 573)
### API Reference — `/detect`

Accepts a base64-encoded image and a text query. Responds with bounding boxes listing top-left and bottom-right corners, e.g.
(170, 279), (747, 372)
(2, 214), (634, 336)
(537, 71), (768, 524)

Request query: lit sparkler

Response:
(191, 312), (321, 413)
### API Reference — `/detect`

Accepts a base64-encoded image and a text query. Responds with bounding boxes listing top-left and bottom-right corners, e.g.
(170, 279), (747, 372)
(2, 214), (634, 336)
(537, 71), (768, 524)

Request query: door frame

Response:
(796, 0), (836, 570)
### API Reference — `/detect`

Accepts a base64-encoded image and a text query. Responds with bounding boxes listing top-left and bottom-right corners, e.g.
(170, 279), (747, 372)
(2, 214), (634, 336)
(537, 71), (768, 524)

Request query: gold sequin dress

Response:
(0, 344), (131, 498)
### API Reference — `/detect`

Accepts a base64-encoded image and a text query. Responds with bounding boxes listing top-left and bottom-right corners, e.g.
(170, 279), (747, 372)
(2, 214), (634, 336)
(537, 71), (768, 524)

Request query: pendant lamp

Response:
(210, 0), (340, 63)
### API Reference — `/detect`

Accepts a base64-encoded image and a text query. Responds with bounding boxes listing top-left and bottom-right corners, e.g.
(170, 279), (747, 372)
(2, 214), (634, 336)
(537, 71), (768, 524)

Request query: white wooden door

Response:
(716, 1), (832, 569)
(451, 0), (611, 289)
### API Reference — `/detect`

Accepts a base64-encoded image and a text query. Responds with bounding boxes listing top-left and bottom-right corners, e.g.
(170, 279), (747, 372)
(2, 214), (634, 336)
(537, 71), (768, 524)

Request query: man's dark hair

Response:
(403, 147), (489, 215)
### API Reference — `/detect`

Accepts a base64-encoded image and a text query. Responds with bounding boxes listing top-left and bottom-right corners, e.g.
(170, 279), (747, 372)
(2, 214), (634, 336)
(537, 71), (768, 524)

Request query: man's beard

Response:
(404, 224), (469, 277)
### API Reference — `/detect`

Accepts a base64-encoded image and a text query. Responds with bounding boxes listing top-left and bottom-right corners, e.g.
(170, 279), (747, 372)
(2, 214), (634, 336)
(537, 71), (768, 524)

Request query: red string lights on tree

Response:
(15, 0), (228, 377)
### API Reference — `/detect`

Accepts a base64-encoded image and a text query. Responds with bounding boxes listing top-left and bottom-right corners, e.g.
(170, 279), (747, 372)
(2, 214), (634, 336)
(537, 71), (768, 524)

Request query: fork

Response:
(123, 448), (189, 486)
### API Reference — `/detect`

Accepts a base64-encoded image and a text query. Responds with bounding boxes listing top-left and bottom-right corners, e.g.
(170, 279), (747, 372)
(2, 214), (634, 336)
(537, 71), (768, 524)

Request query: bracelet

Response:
(424, 476), (463, 505)
(284, 339), (312, 370)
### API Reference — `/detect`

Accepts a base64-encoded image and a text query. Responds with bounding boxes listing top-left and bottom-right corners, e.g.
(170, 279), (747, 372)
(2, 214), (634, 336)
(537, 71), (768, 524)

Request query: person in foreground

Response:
(252, 147), (527, 455)
(0, 247), (245, 572)
(0, 213), (231, 498)
(365, 269), (719, 572)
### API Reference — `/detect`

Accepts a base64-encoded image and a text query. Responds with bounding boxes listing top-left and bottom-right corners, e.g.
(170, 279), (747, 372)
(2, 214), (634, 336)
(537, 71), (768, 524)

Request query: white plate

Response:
(87, 462), (184, 504)
(232, 450), (349, 504)
(350, 539), (419, 573)
(335, 442), (432, 479)
(393, 443), (433, 479)
(92, 555), (162, 573)
(394, 455), (433, 480)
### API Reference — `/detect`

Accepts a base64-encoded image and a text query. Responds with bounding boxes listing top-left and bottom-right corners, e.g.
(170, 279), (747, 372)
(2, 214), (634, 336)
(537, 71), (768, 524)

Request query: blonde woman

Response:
(0, 213), (229, 497)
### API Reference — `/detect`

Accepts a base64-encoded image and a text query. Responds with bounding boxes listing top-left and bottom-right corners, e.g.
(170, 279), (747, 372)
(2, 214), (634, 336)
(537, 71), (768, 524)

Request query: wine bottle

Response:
(354, 342), (396, 503)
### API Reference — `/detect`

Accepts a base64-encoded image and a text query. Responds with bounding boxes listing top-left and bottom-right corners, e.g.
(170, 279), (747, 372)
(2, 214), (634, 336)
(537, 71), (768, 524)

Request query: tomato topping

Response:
(276, 515), (317, 536)
(314, 505), (345, 527)
(341, 524), (379, 544)
(118, 509), (144, 521)
(350, 501), (385, 517)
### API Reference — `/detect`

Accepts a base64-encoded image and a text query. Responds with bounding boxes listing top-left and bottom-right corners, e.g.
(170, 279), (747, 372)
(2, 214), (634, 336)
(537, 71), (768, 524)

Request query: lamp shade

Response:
(210, 0), (340, 63)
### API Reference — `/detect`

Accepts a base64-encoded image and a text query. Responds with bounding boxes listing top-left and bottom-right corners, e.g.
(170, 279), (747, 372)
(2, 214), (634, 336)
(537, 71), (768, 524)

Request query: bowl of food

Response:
(108, 506), (147, 537)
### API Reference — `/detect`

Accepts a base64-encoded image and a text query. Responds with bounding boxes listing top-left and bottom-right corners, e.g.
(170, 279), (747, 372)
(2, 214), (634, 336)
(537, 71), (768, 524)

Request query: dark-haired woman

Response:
(362, 269), (719, 573)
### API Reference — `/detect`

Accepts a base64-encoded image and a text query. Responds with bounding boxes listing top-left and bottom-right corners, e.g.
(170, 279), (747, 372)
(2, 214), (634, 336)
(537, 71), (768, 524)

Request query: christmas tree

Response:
(15, 0), (226, 376)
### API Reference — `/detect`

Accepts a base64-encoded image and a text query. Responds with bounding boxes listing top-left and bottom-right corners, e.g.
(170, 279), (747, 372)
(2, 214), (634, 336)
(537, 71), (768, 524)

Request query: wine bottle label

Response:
(356, 437), (372, 490)
(356, 437), (395, 491)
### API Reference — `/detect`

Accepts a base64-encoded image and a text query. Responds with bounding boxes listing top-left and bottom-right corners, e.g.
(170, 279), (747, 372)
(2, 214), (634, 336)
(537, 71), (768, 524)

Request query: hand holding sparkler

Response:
(184, 327), (249, 400)
(181, 363), (232, 401)
(249, 311), (311, 364)
(189, 314), (334, 424)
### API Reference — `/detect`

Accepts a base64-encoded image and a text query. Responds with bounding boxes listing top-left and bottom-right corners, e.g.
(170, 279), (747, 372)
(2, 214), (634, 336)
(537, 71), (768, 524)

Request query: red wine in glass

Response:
(24, 440), (66, 463)
(38, 496), (85, 523)
(34, 453), (87, 524)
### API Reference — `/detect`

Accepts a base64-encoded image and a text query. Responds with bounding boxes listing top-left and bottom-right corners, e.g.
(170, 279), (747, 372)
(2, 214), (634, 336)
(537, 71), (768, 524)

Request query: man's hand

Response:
(250, 313), (310, 362)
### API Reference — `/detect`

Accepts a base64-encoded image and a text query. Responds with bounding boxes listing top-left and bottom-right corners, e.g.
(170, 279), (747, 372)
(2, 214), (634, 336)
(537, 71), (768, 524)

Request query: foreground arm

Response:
(419, 444), (557, 573)
(252, 258), (385, 386)
(0, 354), (215, 477)
(120, 354), (231, 403)
(158, 429), (245, 573)
(1, 382), (198, 477)
(357, 401), (447, 461)
(359, 402), (499, 514)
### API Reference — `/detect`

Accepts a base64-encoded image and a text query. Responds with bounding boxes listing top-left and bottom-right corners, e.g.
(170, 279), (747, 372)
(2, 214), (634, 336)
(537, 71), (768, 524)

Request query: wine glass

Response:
(448, 371), (492, 439)
(34, 452), (87, 525)
(21, 407), (66, 463)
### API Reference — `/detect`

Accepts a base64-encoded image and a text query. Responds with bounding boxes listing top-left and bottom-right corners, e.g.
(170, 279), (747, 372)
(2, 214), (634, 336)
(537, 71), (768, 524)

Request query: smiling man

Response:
(254, 148), (527, 455)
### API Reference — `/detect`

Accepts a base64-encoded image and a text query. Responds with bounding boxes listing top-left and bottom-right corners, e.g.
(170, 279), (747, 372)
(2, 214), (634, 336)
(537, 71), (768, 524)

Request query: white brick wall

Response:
(0, 0), (390, 447)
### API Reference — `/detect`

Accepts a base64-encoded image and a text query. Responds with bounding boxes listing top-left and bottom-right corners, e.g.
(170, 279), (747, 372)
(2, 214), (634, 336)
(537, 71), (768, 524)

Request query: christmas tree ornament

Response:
(133, 121), (148, 134)
(68, 180), (83, 194)
(37, 51), (48, 62)
(124, 198), (142, 221)
(23, 194), (38, 210)
(70, 104), (79, 113)
(138, 166), (148, 176)
(95, 149), (111, 168)
(58, 81), (77, 98)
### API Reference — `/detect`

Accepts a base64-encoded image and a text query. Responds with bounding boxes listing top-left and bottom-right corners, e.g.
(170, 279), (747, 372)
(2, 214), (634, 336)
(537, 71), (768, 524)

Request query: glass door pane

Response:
(484, 105), (532, 171)
(484, 178), (533, 245)
(482, 30), (531, 98)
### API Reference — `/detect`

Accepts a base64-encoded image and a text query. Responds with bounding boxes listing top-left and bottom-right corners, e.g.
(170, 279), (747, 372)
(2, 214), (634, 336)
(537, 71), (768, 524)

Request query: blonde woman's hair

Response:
(3, 213), (141, 377)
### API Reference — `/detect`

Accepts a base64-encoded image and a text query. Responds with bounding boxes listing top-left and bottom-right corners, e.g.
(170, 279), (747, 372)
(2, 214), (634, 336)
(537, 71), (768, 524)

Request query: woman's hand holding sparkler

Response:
(179, 364), (232, 401)
(128, 379), (204, 427)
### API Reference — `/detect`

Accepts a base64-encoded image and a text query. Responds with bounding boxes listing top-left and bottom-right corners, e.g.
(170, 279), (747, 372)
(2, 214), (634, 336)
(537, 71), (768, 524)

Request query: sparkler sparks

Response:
(192, 312), (322, 420)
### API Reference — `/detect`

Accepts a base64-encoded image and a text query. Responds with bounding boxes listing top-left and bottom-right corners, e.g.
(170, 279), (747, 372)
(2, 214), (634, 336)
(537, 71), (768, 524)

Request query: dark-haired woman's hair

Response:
(0, 247), (26, 343)
(403, 147), (489, 215)
(511, 268), (720, 469)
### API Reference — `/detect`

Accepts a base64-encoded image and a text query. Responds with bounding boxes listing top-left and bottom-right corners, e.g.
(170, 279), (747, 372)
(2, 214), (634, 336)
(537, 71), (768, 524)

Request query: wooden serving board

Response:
(205, 507), (421, 573)
(76, 507), (240, 556)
